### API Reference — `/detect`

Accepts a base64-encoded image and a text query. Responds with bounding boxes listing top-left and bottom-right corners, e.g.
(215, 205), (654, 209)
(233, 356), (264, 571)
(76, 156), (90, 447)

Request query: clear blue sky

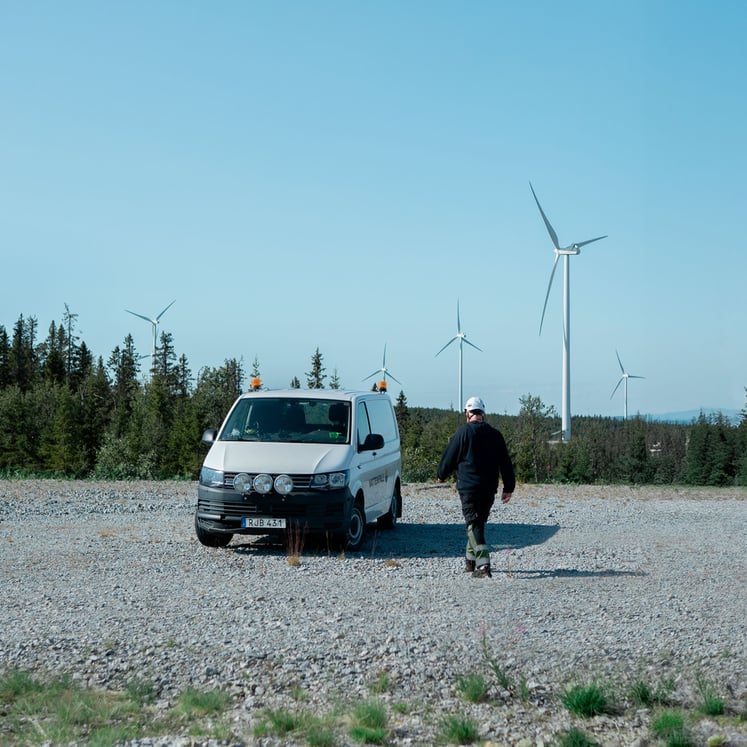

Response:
(2, 1), (745, 417)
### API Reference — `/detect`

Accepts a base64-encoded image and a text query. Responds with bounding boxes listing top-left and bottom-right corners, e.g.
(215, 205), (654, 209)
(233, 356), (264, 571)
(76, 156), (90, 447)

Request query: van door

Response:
(362, 397), (400, 515)
(355, 400), (386, 515)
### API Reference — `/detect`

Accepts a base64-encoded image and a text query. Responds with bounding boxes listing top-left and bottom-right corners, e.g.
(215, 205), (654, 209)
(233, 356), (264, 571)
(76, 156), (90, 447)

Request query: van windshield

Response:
(219, 397), (351, 444)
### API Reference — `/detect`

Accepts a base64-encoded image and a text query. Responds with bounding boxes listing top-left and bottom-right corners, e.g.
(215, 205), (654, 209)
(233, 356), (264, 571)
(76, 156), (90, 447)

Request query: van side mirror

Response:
(360, 433), (384, 452)
(201, 428), (218, 445)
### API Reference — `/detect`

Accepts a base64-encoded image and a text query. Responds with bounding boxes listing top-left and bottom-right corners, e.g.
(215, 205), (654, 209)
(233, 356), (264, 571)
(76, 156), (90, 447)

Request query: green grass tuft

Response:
(556, 726), (601, 747)
(456, 672), (489, 703)
(695, 672), (725, 716)
(561, 683), (610, 717)
(651, 710), (695, 747)
(439, 713), (479, 744)
(349, 699), (388, 744)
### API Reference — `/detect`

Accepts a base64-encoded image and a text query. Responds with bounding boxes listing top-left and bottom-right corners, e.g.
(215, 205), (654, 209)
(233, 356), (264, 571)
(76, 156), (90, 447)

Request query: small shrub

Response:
(456, 672), (489, 703)
(561, 683), (610, 717)
(440, 713), (479, 744)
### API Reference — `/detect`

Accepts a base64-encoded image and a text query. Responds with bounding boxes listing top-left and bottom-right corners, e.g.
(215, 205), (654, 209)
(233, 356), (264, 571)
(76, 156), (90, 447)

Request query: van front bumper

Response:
(196, 483), (354, 536)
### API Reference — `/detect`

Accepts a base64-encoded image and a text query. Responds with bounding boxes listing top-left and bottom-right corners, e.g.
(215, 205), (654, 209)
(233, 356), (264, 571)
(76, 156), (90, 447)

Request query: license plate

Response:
(242, 516), (286, 529)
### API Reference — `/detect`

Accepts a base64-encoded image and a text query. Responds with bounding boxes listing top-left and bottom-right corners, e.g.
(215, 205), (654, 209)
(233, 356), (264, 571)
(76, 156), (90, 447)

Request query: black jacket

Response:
(437, 421), (516, 496)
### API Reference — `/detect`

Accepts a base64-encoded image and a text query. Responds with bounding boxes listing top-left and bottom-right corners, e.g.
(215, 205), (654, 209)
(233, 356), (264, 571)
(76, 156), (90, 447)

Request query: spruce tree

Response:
(305, 348), (326, 389)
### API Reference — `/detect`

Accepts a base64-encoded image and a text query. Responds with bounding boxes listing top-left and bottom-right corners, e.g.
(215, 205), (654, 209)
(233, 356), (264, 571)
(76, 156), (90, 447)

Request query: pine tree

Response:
(305, 348), (326, 389)
(9, 315), (38, 391)
(0, 326), (10, 389)
(394, 390), (409, 437)
(329, 368), (341, 389)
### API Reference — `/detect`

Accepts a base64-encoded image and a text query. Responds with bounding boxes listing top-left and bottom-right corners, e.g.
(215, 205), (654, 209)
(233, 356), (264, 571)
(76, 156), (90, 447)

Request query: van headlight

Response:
(311, 471), (349, 490)
(200, 467), (224, 487)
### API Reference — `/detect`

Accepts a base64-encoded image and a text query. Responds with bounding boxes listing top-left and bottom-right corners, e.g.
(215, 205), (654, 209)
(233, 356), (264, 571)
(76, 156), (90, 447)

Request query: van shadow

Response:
(231, 522), (647, 579)
(230, 521), (560, 560)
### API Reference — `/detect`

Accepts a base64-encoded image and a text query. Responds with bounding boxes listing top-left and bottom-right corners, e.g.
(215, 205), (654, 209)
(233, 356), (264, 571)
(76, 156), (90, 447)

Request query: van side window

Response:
(365, 398), (399, 443)
(356, 402), (371, 448)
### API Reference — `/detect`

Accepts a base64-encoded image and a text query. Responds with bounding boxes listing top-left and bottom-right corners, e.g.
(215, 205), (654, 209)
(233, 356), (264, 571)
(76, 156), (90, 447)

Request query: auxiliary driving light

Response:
(274, 474), (293, 495)
(253, 473), (273, 494)
(233, 473), (252, 493)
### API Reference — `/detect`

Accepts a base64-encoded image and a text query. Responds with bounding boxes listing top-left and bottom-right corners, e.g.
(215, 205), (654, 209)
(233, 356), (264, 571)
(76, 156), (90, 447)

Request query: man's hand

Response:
(501, 491), (513, 504)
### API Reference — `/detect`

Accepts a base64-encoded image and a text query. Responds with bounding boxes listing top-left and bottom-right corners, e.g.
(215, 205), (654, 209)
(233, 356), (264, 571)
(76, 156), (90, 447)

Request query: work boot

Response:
(464, 559), (476, 573)
(472, 564), (492, 578)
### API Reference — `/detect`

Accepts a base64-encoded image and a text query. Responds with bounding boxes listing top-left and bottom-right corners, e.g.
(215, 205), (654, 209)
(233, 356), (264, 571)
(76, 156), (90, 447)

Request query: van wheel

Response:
(195, 515), (232, 548)
(346, 501), (366, 551)
(377, 489), (398, 530)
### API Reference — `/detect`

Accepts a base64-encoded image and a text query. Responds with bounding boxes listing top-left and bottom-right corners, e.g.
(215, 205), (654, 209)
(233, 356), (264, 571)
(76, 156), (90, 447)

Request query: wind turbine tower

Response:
(363, 343), (402, 392)
(610, 350), (645, 420)
(435, 300), (482, 411)
(531, 182), (607, 442)
(125, 300), (176, 364)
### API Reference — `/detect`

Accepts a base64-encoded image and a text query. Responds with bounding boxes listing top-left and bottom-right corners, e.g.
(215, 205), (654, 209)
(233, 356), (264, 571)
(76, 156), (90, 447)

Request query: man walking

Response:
(437, 396), (515, 578)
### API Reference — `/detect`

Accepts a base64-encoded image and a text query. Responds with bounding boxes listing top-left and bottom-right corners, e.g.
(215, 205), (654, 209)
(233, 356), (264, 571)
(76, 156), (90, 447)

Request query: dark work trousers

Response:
(461, 491), (495, 569)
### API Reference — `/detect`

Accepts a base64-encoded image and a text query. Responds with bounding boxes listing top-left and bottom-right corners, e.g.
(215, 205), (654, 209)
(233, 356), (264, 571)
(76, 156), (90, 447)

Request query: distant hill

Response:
(642, 408), (742, 425)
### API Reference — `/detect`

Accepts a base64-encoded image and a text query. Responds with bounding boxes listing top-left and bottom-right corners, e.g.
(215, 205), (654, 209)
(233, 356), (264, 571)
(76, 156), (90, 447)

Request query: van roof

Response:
(238, 389), (391, 403)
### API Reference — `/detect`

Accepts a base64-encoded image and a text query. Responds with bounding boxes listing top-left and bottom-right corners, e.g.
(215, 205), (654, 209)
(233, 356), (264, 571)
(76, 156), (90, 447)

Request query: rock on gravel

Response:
(1, 480), (745, 746)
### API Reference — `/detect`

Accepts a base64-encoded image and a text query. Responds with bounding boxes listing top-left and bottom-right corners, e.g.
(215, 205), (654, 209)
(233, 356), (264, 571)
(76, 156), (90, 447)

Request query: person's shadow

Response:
(366, 520), (559, 559)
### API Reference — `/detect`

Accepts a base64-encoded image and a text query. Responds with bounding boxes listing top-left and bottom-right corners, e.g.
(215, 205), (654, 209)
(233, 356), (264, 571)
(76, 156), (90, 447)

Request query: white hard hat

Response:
(464, 396), (486, 413)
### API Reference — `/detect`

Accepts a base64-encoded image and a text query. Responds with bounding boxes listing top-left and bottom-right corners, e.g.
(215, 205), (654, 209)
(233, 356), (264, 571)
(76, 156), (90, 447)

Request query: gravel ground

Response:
(1, 479), (745, 746)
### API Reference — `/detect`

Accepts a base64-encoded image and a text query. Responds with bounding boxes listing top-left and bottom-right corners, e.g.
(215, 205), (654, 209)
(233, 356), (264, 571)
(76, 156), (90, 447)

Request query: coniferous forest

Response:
(1, 311), (746, 486)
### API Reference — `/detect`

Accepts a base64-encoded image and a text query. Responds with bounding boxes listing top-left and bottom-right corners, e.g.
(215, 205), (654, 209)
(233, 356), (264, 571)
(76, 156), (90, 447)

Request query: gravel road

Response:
(1, 480), (745, 746)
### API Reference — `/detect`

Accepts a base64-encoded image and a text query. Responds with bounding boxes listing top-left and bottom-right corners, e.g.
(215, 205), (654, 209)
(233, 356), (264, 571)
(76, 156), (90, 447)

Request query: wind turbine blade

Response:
(156, 299), (176, 321)
(382, 343), (387, 367)
(126, 310), (153, 323)
(362, 370), (381, 381)
(456, 300), (462, 333)
(387, 372), (403, 385)
(574, 235), (607, 249)
(463, 338), (482, 352)
(435, 337), (457, 357)
(530, 182), (560, 251)
(629, 375), (645, 380)
(610, 377), (624, 398)
(615, 350), (625, 374)
(539, 253), (560, 335)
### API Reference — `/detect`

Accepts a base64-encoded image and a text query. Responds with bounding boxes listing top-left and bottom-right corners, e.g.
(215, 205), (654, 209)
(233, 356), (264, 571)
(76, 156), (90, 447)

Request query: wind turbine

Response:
(531, 182), (607, 442)
(610, 350), (645, 420)
(435, 300), (482, 411)
(125, 300), (176, 363)
(363, 343), (402, 391)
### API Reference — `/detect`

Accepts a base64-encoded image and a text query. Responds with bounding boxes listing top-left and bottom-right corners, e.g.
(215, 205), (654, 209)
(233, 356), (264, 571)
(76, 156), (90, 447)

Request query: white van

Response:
(195, 388), (402, 550)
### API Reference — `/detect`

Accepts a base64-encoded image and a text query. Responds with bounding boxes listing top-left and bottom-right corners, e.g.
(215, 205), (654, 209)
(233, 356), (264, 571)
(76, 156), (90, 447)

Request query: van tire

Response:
(346, 500), (366, 551)
(377, 488), (398, 529)
(195, 515), (233, 548)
